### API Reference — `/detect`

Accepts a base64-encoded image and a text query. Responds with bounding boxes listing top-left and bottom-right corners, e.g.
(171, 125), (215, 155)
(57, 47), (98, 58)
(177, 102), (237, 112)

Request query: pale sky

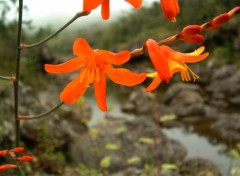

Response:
(8, 0), (159, 28)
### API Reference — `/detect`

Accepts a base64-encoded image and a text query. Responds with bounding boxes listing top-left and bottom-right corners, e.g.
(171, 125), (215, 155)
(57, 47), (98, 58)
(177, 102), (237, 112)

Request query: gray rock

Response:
(163, 83), (205, 117)
(121, 89), (154, 114)
(71, 117), (187, 173)
(182, 157), (221, 176)
(163, 83), (203, 104)
(207, 68), (240, 96)
(211, 113), (240, 141)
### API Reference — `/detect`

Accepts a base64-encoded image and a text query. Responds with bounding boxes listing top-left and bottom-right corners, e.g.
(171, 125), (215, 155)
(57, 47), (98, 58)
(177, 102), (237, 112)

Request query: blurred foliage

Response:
(75, 164), (104, 176)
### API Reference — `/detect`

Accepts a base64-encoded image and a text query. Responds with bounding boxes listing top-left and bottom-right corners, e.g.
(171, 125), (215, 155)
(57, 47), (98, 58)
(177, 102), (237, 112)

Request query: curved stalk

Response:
(0, 76), (16, 81)
(18, 101), (64, 120)
(22, 11), (91, 49)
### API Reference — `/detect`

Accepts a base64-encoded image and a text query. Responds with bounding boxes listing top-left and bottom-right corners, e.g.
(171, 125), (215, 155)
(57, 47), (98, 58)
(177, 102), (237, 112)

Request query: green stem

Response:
(22, 11), (91, 49)
(0, 75), (16, 81)
(18, 101), (64, 120)
(226, 156), (233, 176)
(14, 0), (23, 148)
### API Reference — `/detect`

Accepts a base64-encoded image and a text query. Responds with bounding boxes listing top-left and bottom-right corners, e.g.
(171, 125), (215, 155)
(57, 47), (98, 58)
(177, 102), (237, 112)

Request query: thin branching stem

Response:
(14, 0), (23, 149)
(0, 75), (16, 81)
(22, 11), (91, 49)
(18, 101), (64, 120)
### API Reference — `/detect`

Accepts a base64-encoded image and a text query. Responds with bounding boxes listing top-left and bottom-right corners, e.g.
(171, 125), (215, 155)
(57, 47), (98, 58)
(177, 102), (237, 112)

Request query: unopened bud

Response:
(0, 150), (8, 157)
(11, 147), (25, 153)
(181, 34), (204, 44)
(228, 7), (240, 17)
(182, 25), (201, 36)
(212, 13), (230, 26)
(16, 156), (33, 162)
(0, 164), (18, 172)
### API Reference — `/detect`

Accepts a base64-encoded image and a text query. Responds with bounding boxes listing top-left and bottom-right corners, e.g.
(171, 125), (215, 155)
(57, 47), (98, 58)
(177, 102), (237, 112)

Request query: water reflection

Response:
(162, 127), (232, 175)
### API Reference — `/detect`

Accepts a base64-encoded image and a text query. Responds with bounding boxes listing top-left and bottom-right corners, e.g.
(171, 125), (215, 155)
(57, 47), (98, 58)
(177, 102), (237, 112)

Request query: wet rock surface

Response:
(70, 117), (187, 172)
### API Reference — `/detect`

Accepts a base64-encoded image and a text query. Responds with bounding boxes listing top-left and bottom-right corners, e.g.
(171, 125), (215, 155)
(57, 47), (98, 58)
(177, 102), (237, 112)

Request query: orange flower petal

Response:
(83, 0), (102, 11)
(45, 58), (83, 74)
(124, 0), (142, 9)
(180, 47), (209, 63)
(106, 64), (146, 86)
(146, 39), (171, 83)
(94, 71), (107, 111)
(101, 0), (110, 20)
(73, 38), (94, 57)
(146, 75), (162, 92)
(60, 76), (88, 104)
(160, 0), (180, 21)
(168, 58), (185, 75)
(98, 50), (130, 65)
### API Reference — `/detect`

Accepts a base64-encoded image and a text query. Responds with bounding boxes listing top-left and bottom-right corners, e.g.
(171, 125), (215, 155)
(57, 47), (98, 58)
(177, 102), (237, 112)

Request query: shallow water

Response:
(162, 127), (233, 175)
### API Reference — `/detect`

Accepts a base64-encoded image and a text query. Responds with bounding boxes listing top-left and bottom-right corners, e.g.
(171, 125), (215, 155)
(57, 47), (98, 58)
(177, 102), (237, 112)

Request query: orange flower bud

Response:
(16, 156), (33, 162)
(182, 25), (201, 36)
(212, 13), (230, 26)
(181, 34), (204, 44)
(11, 147), (25, 153)
(228, 6), (240, 17)
(0, 164), (17, 172)
(0, 150), (8, 156)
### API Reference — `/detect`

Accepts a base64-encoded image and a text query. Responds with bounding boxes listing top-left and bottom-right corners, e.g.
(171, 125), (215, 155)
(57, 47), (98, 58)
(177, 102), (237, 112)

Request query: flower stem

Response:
(18, 101), (64, 120)
(22, 11), (91, 49)
(14, 0), (23, 148)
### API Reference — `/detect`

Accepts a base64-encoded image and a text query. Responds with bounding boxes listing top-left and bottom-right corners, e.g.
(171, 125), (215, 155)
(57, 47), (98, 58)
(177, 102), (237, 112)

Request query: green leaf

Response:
(105, 143), (120, 151)
(90, 147), (100, 154)
(161, 163), (178, 171)
(159, 114), (177, 122)
(115, 127), (127, 135)
(139, 137), (154, 145)
(100, 156), (111, 168)
(127, 156), (141, 164)
(89, 128), (99, 138)
(230, 149), (240, 159)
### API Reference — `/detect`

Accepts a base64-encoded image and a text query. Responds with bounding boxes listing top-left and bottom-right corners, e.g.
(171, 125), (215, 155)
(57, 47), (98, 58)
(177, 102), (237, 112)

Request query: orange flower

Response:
(16, 156), (33, 162)
(145, 39), (209, 91)
(160, 0), (180, 22)
(0, 164), (17, 172)
(83, 0), (142, 20)
(45, 38), (146, 111)
(11, 147), (25, 153)
(0, 150), (8, 157)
